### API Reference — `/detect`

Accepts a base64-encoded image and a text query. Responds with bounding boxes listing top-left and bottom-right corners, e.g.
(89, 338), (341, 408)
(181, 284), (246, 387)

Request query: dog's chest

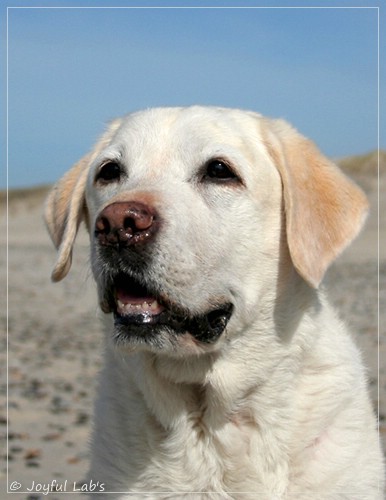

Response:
(143, 408), (265, 494)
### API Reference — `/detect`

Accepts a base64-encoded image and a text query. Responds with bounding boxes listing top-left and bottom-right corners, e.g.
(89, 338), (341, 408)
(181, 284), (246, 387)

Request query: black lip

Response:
(101, 271), (234, 345)
(114, 310), (166, 326)
(113, 303), (234, 344)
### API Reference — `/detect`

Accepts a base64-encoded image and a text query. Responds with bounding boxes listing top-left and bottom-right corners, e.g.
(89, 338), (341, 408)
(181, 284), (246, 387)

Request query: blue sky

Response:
(1, 0), (384, 188)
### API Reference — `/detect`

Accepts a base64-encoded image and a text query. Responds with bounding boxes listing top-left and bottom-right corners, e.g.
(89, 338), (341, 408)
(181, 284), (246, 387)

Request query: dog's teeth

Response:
(116, 298), (163, 316)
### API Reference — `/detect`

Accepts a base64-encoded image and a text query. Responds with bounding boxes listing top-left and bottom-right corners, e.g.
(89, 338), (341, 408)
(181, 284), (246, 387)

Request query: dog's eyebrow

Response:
(93, 148), (124, 166)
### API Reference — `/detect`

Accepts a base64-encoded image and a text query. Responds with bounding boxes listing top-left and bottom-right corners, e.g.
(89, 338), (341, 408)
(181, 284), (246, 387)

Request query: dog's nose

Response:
(95, 201), (158, 247)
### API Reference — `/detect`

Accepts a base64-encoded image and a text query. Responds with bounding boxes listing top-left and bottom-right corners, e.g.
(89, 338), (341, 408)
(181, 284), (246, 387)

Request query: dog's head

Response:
(45, 106), (368, 355)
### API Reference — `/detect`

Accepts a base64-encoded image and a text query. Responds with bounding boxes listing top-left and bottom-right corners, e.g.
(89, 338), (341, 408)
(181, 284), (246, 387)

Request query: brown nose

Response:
(95, 201), (158, 247)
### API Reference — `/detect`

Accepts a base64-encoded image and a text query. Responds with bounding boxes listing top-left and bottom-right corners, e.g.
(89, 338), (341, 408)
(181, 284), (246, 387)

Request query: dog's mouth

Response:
(101, 273), (233, 345)
(114, 274), (166, 323)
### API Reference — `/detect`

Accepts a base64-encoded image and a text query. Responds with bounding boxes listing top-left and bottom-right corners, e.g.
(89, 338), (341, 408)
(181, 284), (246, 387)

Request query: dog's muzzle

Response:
(94, 201), (233, 346)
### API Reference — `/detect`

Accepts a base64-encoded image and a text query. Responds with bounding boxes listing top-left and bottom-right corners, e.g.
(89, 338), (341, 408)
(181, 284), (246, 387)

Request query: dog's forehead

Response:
(111, 107), (263, 158)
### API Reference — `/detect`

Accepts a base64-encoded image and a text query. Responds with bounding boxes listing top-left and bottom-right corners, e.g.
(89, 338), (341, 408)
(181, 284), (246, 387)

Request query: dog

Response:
(45, 106), (384, 499)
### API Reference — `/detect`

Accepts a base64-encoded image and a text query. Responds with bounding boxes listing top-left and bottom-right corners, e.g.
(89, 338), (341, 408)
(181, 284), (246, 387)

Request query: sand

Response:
(1, 153), (385, 498)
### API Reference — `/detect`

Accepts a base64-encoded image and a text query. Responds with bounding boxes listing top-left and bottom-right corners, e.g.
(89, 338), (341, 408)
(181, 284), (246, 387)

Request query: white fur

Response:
(45, 107), (384, 498)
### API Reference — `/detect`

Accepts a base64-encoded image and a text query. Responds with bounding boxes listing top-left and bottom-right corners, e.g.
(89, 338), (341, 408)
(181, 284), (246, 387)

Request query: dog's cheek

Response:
(219, 198), (284, 316)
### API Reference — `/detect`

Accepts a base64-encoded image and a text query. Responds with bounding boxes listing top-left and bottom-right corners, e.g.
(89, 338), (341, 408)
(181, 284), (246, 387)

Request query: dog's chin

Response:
(99, 273), (233, 353)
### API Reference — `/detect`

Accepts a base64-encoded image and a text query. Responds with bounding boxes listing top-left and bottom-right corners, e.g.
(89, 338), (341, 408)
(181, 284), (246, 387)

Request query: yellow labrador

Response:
(45, 107), (384, 499)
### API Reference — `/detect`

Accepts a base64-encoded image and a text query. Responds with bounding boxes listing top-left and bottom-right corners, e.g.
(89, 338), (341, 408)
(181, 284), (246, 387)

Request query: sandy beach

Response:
(1, 151), (385, 499)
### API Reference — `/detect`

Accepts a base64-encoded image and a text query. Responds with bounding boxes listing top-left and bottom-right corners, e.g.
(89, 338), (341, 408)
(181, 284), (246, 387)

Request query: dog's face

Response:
(86, 108), (285, 354)
(45, 106), (368, 357)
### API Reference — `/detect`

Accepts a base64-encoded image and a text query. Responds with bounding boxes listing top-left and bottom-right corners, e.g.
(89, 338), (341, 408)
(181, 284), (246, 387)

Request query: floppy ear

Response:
(44, 118), (123, 282)
(263, 119), (369, 288)
(44, 154), (91, 282)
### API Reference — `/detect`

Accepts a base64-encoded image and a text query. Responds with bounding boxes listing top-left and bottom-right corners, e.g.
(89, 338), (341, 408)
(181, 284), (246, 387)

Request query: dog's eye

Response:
(204, 160), (238, 182)
(95, 162), (122, 184)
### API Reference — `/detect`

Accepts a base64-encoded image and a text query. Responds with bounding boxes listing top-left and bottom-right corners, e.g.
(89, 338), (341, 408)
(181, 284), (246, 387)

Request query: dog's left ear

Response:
(263, 119), (369, 288)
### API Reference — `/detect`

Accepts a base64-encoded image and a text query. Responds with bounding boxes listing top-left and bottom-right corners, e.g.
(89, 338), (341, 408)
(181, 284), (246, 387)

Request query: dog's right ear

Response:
(44, 154), (91, 282)
(44, 118), (123, 282)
